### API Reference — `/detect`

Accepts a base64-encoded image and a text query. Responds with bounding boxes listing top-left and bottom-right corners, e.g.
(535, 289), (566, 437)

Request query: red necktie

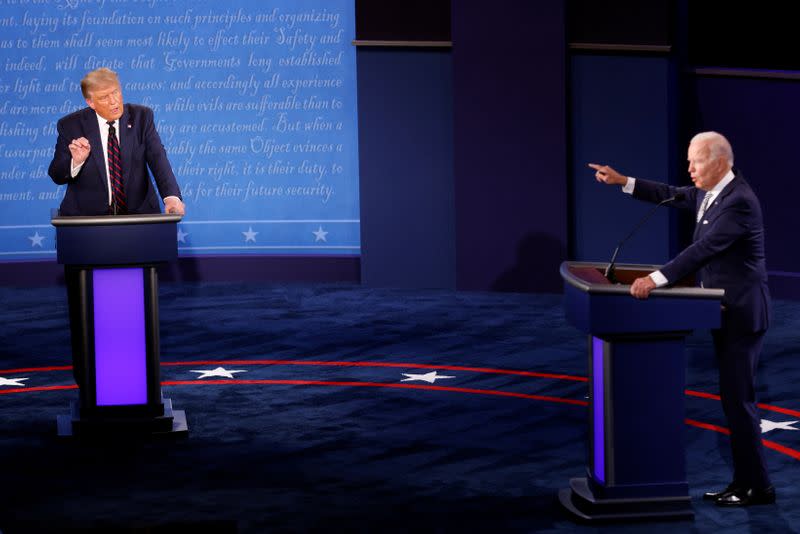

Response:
(107, 121), (126, 214)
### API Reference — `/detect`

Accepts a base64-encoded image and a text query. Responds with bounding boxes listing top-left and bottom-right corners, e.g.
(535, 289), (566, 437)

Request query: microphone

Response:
(604, 193), (685, 283)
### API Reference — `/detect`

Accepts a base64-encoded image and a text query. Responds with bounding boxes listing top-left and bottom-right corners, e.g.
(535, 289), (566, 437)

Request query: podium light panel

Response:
(93, 268), (148, 406)
(592, 336), (605, 484)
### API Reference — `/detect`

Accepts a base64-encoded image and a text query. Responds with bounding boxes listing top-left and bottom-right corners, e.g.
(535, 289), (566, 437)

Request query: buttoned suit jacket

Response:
(632, 170), (770, 333)
(48, 103), (180, 215)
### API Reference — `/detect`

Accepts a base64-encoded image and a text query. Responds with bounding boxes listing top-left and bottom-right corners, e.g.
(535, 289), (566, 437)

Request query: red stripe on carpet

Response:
(162, 379), (590, 406)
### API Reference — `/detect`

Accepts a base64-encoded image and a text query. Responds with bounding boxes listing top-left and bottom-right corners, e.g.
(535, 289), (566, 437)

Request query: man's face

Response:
(687, 141), (725, 191)
(86, 83), (124, 121)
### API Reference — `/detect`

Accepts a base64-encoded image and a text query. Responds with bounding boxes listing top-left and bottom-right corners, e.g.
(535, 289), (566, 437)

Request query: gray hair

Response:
(691, 131), (734, 166)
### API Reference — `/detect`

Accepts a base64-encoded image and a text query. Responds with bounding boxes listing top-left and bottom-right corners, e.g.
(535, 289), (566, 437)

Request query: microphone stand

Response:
(604, 194), (683, 283)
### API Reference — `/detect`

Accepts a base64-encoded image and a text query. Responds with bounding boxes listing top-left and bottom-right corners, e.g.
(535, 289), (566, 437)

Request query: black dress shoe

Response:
(703, 484), (740, 501)
(715, 486), (776, 507)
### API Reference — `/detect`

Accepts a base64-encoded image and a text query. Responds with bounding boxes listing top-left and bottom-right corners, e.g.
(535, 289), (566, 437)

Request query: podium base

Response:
(57, 397), (189, 439)
(559, 478), (694, 522)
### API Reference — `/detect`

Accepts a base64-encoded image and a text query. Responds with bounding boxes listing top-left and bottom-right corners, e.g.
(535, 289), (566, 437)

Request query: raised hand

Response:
(68, 137), (91, 165)
(588, 163), (627, 186)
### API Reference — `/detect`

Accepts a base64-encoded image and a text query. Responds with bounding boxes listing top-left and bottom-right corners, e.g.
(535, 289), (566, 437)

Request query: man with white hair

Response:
(589, 131), (774, 507)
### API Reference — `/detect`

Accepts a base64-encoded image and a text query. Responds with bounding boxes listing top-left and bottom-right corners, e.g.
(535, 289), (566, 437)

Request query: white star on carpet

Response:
(312, 226), (328, 242)
(28, 232), (45, 247)
(0, 376), (29, 387)
(242, 227), (258, 243)
(190, 367), (247, 379)
(761, 419), (799, 434)
(401, 371), (455, 384)
(177, 228), (189, 243)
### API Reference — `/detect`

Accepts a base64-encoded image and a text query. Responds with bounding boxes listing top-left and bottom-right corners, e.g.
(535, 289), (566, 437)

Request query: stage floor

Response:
(1, 283), (798, 532)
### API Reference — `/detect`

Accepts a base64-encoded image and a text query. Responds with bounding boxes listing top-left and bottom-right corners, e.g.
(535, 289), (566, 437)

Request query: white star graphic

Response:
(0, 376), (29, 387)
(761, 419), (799, 434)
(177, 227), (189, 243)
(401, 371), (455, 384)
(242, 227), (258, 243)
(28, 232), (45, 247)
(312, 226), (328, 242)
(190, 367), (247, 379)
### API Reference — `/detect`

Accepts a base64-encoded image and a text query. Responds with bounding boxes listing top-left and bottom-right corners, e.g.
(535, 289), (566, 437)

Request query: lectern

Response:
(558, 261), (723, 521)
(52, 212), (188, 438)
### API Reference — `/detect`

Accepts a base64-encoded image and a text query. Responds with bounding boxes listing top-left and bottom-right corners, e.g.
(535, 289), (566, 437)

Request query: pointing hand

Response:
(588, 163), (627, 186)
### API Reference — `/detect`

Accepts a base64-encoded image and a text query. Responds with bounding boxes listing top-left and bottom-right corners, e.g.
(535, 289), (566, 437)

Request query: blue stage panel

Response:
(0, 0), (360, 259)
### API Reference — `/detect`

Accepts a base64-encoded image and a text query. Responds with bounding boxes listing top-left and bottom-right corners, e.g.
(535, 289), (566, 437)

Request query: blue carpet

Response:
(0, 283), (798, 533)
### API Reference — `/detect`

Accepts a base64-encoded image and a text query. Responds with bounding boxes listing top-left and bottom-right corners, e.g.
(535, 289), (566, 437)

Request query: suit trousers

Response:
(712, 326), (771, 489)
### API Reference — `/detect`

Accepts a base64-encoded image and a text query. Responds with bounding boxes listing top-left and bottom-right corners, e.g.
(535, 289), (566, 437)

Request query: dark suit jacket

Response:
(633, 170), (770, 333)
(48, 103), (181, 215)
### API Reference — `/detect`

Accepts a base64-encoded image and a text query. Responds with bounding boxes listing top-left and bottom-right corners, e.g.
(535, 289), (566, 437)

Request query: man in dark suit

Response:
(48, 67), (184, 387)
(589, 131), (774, 507)
(48, 67), (184, 216)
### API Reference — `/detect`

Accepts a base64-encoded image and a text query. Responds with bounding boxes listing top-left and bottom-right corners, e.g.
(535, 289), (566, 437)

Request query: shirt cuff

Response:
(70, 160), (84, 178)
(649, 270), (668, 287)
(622, 177), (636, 194)
(163, 196), (181, 203)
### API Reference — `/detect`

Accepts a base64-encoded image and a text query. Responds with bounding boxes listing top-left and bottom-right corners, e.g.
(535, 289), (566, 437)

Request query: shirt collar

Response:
(95, 112), (119, 130)
(708, 169), (735, 196)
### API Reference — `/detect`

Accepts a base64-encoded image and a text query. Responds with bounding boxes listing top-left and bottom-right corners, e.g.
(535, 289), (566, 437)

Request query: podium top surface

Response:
(51, 213), (182, 227)
(560, 261), (724, 300)
(52, 212), (180, 265)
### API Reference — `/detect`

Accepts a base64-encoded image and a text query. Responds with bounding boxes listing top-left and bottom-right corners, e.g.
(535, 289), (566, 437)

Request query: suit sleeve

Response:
(659, 200), (751, 284)
(142, 108), (182, 200)
(47, 118), (77, 185)
(632, 178), (697, 211)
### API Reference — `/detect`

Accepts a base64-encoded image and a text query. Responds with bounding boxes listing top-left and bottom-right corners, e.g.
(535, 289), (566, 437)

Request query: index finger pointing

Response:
(587, 163), (605, 173)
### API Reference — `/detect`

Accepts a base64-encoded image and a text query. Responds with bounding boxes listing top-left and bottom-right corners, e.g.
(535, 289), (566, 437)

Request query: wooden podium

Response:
(558, 261), (723, 521)
(52, 212), (188, 438)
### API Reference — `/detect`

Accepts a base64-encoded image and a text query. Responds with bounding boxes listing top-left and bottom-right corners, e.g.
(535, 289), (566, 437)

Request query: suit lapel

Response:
(81, 109), (107, 194)
(119, 105), (133, 188)
(714, 175), (740, 207)
(693, 175), (741, 240)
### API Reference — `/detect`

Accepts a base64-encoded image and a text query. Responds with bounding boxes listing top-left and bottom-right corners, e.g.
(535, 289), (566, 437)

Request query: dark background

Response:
(355, 0), (800, 298)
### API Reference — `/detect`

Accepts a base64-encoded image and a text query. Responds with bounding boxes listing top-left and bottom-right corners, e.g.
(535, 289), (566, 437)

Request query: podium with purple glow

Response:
(52, 212), (188, 438)
(558, 261), (723, 522)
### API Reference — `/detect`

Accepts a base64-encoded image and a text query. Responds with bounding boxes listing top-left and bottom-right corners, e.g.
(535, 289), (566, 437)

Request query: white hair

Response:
(691, 131), (734, 166)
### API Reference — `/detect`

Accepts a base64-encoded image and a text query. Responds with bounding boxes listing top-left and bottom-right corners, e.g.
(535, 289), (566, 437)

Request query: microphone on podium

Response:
(604, 193), (686, 283)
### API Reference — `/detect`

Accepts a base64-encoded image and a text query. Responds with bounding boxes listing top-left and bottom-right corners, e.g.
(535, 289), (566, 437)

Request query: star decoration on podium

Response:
(401, 371), (455, 384)
(312, 226), (328, 242)
(760, 419), (799, 434)
(242, 227), (258, 243)
(0, 376), (29, 387)
(190, 367), (247, 379)
(177, 228), (189, 243)
(28, 232), (45, 247)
